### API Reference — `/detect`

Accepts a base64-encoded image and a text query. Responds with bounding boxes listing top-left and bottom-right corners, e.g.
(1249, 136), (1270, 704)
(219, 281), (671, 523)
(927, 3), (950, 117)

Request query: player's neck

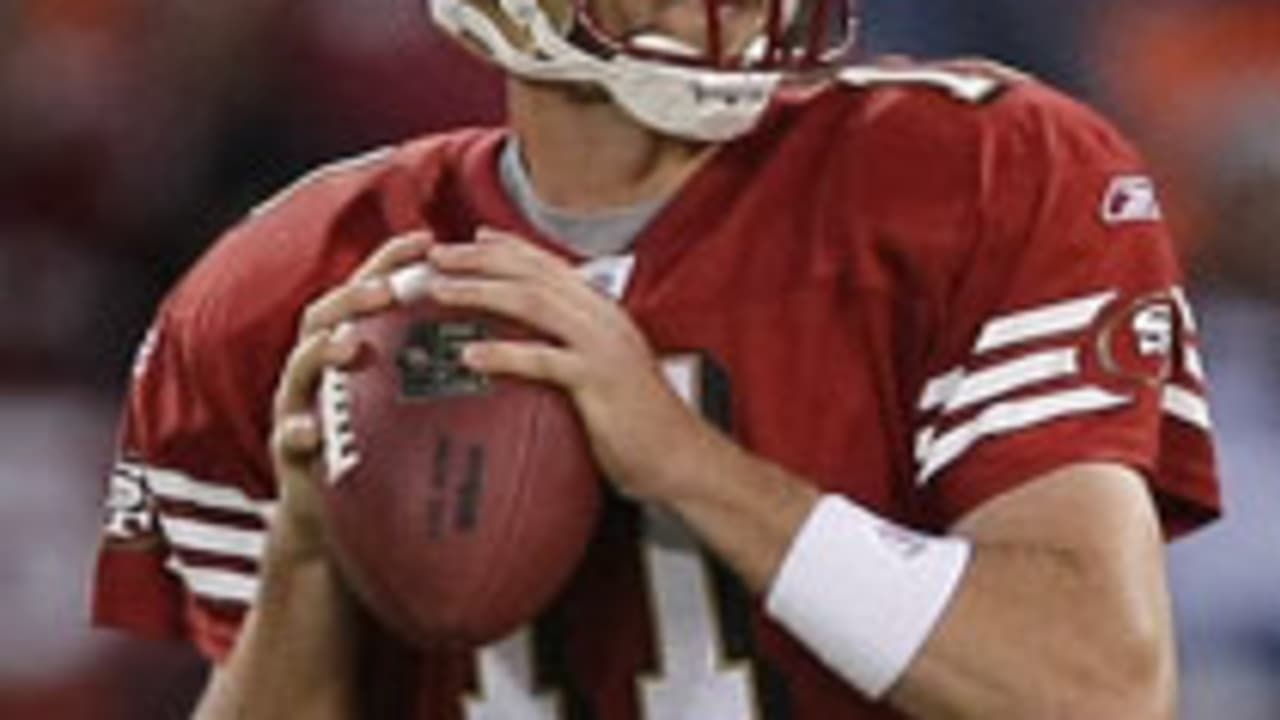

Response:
(507, 79), (714, 213)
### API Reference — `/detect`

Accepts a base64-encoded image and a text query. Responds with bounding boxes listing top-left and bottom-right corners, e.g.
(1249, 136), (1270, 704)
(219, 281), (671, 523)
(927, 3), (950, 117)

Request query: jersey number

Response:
(463, 356), (780, 720)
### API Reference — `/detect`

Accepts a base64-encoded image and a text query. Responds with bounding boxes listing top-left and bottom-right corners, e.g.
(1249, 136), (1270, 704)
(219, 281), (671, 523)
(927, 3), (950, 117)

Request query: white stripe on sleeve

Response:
(942, 348), (1079, 414)
(1171, 286), (1199, 333)
(918, 368), (964, 413)
(1162, 385), (1212, 430)
(143, 465), (276, 520)
(1183, 345), (1206, 383)
(914, 427), (936, 466)
(918, 387), (1131, 484)
(159, 516), (267, 561)
(916, 350), (1082, 460)
(975, 292), (1115, 354)
(166, 558), (260, 605)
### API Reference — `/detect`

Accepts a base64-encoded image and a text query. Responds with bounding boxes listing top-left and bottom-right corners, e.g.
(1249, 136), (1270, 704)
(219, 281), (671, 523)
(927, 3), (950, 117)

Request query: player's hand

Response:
(270, 231), (434, 548)
(423, 227), (718, 503)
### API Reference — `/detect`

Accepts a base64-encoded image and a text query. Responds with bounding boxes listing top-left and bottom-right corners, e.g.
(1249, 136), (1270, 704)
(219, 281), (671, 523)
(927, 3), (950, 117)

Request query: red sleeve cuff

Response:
(925, 435), (1221, 540)
(91, 546), (185, 641)
(91, 545), (247, 663)
(184, 594), (242, 663)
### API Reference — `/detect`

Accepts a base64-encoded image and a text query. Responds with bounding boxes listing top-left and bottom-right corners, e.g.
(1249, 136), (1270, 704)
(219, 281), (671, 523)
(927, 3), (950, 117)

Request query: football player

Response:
(92, 0), (1221, 717)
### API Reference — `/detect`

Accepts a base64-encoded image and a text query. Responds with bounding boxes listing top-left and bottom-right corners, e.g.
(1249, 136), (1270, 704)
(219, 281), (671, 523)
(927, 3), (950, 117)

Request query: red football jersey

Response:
(93, 65), (1221, 719)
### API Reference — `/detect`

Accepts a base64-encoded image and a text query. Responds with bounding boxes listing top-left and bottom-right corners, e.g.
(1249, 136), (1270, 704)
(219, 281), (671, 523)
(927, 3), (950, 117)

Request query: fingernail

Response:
(460, 343), (484, 366)
(359, 276), (387, 295)
(284, 413), (317, 437)
(391, 229), (433, 247)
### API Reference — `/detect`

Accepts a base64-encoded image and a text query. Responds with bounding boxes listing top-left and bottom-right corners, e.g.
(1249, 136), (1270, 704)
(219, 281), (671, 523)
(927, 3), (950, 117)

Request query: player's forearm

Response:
(193, 517), (358, 720)
(657, 440), (1175, 719)
(889, 541), (1175, 719)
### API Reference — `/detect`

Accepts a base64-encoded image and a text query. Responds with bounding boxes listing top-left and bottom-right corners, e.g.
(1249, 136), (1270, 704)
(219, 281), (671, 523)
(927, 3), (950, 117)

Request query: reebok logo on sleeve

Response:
(1102, 175), (1163, 225)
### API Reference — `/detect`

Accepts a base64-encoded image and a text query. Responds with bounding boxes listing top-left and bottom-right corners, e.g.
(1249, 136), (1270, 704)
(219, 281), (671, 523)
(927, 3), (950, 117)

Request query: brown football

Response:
(315, 298), (601, 648)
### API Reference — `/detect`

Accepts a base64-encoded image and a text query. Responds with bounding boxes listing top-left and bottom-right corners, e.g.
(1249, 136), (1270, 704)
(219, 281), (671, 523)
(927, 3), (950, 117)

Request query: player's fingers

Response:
(475, 225), (571, 267)
(427, 228), (576, 284)
(272, 413), (322, 461)
(428, 229), (625, 317)
(273, 326), (357, 419)
(299, 279), (395, 338)
(297, 233), (433, 336)
(428, 276), (594, 344)
(461, 340), (582, 385)
(350, 230), (434, 283)
(273, 332), (327, 420)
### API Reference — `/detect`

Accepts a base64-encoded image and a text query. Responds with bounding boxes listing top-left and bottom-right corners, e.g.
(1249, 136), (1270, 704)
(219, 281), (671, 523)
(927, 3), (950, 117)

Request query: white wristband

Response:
(766, 495), (972, 699)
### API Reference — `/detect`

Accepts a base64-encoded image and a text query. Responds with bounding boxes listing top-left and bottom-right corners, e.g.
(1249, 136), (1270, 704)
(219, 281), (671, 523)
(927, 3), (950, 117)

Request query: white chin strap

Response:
(429, 0), (781, 141)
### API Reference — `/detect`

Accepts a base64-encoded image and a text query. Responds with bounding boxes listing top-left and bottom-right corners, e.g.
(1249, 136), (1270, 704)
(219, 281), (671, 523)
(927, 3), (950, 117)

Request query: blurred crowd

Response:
(0, 0), (501, 387)
(1, 0), (1276, 717)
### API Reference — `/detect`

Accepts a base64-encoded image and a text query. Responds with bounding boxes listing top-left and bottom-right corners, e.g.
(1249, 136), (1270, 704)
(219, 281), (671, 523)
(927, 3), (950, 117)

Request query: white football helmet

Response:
(427, 0), (856, 141)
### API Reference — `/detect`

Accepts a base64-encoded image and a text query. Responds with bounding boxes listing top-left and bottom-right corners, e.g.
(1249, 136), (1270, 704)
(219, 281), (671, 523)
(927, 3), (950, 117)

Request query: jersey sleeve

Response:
(91, 299), (276, 661)
(88, 135), (460, 661)
(912, 87), (1221, 536)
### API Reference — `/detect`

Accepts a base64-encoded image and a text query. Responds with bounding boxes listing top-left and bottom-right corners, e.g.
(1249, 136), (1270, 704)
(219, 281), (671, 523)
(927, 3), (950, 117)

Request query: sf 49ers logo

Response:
(1096, 294), (1178, 385)
(103, 462), (159, 546)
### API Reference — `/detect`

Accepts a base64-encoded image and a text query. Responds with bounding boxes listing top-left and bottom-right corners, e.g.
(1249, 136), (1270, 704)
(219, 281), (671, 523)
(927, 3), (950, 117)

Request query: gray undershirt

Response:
(498, 138), (667, 258)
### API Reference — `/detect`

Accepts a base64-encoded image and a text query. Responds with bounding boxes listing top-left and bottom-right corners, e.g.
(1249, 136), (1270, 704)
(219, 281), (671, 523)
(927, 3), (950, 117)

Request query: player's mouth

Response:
(624, 0), (765, 60)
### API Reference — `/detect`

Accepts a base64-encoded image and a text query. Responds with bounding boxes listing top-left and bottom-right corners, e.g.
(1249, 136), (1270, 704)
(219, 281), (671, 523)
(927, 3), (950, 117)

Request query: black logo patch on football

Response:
(397, 320), (489, 399)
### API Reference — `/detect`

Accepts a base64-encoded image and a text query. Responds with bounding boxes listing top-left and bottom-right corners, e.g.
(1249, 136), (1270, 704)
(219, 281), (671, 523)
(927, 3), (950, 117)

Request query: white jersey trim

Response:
(974, 291), (1115, 354)
(1171, 286), (1199, 333)
(141, 464), (276, 520)
(917, 387), (1131, 484)
(119, 463), (272, 606)
(1184, 345), (1206, 383)
(918, 368), (965, 413)
(159, 516), (267, 561)
(940, 348), (1079, 414)
(916, 349), (1083, 463)
(1162, 385), (1212, 431)
(166, 558), (260, 605)
(913, 287), (1212, 485)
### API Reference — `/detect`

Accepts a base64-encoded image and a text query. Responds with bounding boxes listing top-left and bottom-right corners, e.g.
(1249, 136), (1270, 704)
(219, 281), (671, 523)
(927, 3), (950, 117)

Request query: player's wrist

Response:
(268, 500), (332, 568)
(621, 406), (738, 505)
(766, 495), (972, 700)
(628, 423), (821, 593)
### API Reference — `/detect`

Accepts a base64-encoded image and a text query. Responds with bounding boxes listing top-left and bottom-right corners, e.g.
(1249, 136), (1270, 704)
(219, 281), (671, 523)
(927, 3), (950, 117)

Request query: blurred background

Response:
(0, 0), (1276, 717)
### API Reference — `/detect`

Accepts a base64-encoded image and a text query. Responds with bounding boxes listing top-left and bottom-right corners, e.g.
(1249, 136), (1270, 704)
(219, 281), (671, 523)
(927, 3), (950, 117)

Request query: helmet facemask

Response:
(428, 0), (856, 140)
